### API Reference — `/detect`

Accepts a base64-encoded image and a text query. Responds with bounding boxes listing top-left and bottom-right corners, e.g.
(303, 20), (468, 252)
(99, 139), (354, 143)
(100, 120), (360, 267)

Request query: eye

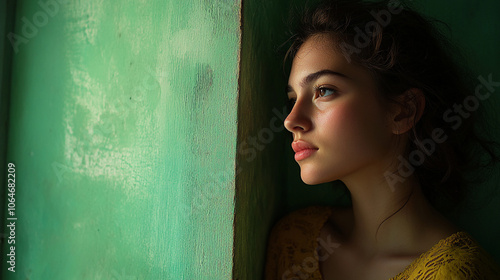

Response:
(316, 86), (338, 98)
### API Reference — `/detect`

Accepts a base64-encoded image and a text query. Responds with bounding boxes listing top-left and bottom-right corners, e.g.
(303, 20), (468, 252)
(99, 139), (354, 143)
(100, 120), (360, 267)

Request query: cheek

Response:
(318, 100), (390, 154)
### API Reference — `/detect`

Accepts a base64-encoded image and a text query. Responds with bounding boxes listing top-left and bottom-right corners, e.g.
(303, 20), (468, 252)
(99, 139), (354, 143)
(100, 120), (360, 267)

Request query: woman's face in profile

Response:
(285, 34), (396, 185)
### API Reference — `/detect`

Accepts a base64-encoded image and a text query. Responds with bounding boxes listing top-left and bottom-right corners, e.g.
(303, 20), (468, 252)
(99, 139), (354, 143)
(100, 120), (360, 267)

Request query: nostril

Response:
(284, 113), (308, 133)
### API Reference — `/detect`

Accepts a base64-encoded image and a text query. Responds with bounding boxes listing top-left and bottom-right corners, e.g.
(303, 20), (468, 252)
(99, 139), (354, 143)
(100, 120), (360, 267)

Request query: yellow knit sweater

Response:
(265, 206), (500, 279)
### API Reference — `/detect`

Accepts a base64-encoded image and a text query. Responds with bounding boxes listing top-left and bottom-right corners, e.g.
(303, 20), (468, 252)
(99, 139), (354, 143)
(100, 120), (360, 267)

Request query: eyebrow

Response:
(286, 69), (352, 93)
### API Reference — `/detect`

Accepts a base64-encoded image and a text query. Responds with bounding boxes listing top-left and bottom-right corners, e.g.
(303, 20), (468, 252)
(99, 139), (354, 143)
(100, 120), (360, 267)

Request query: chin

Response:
(301, 178), (321, 185)
(300, 171), (335, 185)
(300, 165), (347, 185)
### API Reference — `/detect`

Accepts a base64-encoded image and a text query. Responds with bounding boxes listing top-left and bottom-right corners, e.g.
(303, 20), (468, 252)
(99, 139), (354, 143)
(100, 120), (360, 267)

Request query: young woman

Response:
(265, 0), (500, 279)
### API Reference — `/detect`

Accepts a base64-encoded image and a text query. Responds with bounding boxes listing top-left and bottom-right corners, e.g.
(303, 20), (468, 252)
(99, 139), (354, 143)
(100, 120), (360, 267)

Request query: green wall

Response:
(2, 0), (240, 279)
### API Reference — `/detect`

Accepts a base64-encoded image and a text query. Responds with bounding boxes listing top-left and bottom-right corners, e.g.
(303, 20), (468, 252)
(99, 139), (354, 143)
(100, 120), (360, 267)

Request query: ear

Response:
(390, 88), (425, 134)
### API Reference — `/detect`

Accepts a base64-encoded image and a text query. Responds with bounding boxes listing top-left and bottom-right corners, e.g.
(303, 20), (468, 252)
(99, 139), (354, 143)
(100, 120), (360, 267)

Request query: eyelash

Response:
(314, 85), (338, 98)
(287, 86), (339, 112)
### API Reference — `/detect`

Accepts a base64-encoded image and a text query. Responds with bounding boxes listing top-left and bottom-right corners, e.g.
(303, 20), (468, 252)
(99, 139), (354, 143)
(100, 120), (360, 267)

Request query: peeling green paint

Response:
(3, 0), (240, 279)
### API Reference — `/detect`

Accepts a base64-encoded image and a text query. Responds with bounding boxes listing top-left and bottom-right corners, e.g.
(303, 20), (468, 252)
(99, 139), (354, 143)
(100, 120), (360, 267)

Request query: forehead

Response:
(289, 34), (372, 85)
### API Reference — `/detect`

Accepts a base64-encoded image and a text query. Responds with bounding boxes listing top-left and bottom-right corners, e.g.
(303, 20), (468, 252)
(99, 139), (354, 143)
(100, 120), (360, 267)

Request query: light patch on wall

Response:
(168, 6), (213, 61)
(63, 0), (104, 45)
(60, 4), (163, 201)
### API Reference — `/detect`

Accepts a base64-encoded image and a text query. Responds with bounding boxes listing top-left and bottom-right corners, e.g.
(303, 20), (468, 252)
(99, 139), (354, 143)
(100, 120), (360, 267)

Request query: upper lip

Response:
(291, 140), (318, 153)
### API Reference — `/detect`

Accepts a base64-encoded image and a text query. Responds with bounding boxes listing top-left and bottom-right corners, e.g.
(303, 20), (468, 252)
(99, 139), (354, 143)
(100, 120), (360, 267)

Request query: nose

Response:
(284, 98), (312, 133)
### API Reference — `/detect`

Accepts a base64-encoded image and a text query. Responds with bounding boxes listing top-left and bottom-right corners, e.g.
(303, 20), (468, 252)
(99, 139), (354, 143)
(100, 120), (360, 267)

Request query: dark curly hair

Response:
(284, 0), (500, 212)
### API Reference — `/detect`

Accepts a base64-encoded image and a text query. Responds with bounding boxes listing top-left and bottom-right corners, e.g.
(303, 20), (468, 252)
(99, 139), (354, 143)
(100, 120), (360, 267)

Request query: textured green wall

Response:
(2, 0), (240, 279)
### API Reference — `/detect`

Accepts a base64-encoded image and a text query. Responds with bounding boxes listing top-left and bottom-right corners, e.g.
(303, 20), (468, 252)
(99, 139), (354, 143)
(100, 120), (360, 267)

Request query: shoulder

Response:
(266, 205), (351, 254)
(264, 206), (335, 280)
(409, 232), (500, 279)
(267, 205), (336, 249)
(271, 206), (334, 233)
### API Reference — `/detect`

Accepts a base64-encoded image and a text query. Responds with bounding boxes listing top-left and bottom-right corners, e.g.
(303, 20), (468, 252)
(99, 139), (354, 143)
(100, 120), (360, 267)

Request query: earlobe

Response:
(391, 88), (425, 134)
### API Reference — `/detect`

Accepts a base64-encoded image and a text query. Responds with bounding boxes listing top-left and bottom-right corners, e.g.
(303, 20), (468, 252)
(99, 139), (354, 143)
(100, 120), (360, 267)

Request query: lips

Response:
(291, 140), (318, 161)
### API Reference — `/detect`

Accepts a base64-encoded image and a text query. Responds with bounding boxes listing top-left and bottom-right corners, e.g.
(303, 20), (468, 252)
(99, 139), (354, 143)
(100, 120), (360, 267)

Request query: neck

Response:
(340, 163), (453, 259)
